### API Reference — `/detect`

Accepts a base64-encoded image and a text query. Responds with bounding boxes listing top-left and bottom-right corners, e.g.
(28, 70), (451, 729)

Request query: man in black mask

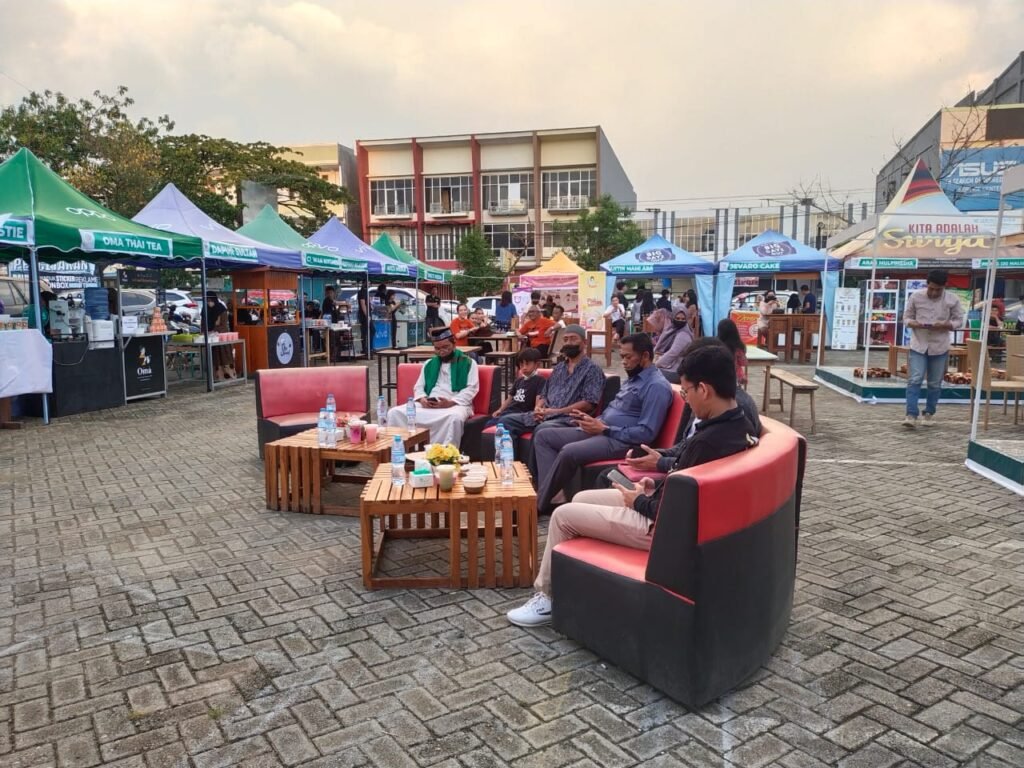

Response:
(530, 333), (674, 515)
(498, 325), (605, 445)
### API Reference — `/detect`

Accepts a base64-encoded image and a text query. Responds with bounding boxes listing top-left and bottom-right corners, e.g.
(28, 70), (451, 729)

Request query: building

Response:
(876, 51), (1024, 211)
(355, 127), (636, 272)
(280, 143), (360, 226)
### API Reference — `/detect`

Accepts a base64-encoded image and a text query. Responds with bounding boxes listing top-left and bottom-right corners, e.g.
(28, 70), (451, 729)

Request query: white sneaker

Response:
(902, 416), (917, 428)
(922, 414), (935, 427)
(507, 593), (552, 627)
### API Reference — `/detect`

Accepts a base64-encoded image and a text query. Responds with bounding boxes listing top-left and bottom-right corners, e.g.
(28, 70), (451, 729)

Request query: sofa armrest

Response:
(461, 415), (491, 458)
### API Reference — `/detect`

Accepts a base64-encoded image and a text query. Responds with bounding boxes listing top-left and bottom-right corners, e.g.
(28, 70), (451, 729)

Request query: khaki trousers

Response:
(535, 488), (654, 595)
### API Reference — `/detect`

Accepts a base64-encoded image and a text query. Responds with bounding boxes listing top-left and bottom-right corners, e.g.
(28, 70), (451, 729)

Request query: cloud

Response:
(0, 0), (1021, 207)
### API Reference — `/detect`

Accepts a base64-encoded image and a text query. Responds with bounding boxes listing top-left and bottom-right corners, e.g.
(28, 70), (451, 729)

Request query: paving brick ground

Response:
(1, 351), (1021, 767)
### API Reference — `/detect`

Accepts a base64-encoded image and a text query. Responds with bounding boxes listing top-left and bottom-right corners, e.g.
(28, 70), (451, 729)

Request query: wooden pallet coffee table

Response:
(264, 426), (430, 516)
(359, 461), (537, 590)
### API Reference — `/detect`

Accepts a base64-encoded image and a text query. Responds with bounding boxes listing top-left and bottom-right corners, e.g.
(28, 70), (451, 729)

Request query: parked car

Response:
(0, 276), (53, 317)
(162, 289), (201, 322)
(119, 289), (157, 316)
(467, 296), (501, 318)
(335, 286), (456, 325)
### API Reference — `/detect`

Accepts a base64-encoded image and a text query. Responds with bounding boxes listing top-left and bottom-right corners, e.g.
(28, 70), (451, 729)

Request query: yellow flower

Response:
(426, 443), (461, 466)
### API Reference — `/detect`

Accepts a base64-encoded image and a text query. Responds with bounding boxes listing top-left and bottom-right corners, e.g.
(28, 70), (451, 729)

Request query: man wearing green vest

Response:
(387, 327), (480, 446)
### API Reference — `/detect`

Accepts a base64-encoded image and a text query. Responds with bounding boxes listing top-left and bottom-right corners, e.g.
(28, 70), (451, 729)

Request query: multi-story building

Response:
(355, 127), (635, 272)
(280, 143), (360, 226)
(876, 51), (1024, 211)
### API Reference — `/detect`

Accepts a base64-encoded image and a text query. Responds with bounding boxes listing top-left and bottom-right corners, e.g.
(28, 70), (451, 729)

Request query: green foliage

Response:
(452, 228), (504, 300)
(0, 86), (354, 232)
(557, 194), (644, 271)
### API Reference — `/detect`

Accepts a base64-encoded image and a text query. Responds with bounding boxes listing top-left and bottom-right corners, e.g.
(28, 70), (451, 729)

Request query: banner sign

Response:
(940, 146), (1024, 212)
(972, 258), (1024, 270)
(203, 240), (258, 263)
(425, 269), (445, 282)
(729, 310), (760, 345)
(267, 325), (300, 368)
(849, 257), (918, 270)
(0, 216), (33, 246)
(123, 335), (165, 398)
(81, 230), (173, 258)
(302, 251), (341, 270)
(724, 261), (779, 272)
(578, 271), (606, 338)
(831, 287), (860, 350)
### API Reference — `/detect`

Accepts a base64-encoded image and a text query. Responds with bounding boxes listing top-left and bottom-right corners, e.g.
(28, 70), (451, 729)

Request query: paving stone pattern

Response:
(1, 352), (1021, 767)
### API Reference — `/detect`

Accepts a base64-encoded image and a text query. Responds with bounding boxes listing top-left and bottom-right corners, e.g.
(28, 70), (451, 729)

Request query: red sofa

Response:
(255, 367), (370, 458)
(551, 417), (806, 708)
(395, 363), (501, 451)
(470, 372), (622, 463)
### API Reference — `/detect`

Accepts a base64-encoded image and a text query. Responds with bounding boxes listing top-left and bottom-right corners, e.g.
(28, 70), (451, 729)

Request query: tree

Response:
(0, 87), (354, 233)
(557, 194), (644, 271)
(452, 228), (504, 300)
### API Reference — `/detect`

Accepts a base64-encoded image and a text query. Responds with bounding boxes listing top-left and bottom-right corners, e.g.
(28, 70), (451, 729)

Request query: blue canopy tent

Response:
(714, 230), (842, 349)
(600, 234), (716, 333)
(305, 217), (415, 278)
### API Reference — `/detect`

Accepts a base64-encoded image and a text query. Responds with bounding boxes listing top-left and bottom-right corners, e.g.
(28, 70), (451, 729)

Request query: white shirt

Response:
(413, 357), (480, 408)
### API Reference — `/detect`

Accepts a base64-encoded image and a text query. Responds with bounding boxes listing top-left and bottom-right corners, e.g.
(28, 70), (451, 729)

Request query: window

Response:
(423, 176), (473, 214)
(424, 227), (469, 262)
(370, 228), (419, 259)
(483, 223), (535, 261)
(482, 171), (534, 213)
(369, 178), (415, 216)
(541, 222), (569, 248)
(542, 168), (596, 209)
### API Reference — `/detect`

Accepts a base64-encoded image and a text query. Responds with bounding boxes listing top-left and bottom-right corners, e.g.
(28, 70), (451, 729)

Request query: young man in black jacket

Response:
(508, 343), (756, 627)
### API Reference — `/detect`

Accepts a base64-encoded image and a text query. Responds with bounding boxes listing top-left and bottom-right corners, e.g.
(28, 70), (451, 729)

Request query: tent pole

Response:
(28, 247), (50, 425)
(970, 200), (1005, 442)
(364, 272), (371, 361)
(299, 274), (307, 367)
(860, 223), (881, 386)
(414, 273), (419, 347)
(200, 260), (213, 393)
(116, 270), (127, 406)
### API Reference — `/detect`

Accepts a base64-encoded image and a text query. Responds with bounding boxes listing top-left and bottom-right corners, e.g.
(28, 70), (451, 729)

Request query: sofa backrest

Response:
(257, 367), (369, 419)
(396, 362), (500, 416)
(645, 417), (801, 598)
(651, 390), (686, 449)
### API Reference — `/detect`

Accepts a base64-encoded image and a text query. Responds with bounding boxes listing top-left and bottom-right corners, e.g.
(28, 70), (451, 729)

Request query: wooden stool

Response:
(766, 368), (818, 434)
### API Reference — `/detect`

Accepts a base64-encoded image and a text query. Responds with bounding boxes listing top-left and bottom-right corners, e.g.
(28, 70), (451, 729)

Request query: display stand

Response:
(231, 269), (302, 372)
(864, 280), (899, 348)
(122, 333), (169, 402)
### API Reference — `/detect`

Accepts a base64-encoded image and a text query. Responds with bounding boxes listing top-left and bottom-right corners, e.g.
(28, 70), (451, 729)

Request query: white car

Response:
(467, 296), (501, 318)
(336, 286), (457, 325)
(162, 289), (201, 322)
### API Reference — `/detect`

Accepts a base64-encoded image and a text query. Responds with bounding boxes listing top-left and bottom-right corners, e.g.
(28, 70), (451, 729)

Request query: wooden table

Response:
(305, 326), (330, 365)
(359, 461), (537, 590)
(469, 334), (517, 352)
(405, 344), (482, 361)
(264, 426), (430, 516)
(766, 314), (821, 362)
(744, 345), (779, 410)
(887, 344), (972, 377)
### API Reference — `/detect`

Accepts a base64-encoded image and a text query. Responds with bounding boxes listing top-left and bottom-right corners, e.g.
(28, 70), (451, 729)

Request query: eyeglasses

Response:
(679, 383), (699, 400)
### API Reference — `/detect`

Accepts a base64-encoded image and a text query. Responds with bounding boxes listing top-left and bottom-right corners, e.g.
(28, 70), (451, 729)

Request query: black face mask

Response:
(626, 365), (643, 378)
(561, 344), (581, 359)
(672, 319), (687, 329)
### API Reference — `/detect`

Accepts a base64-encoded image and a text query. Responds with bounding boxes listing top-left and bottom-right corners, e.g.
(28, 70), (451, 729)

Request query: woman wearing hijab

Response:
(684, 289), (700, 337)
(202, 291), (235, 380)
(653, 308), (694, 375)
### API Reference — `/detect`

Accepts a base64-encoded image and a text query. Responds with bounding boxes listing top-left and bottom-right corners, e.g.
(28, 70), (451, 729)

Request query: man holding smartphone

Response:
(508, 344), (755, 628)
(903, 270), (964, 428)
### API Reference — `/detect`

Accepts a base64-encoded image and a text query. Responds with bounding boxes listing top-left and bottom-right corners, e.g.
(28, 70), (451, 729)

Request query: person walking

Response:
(903, 270), (964, 428)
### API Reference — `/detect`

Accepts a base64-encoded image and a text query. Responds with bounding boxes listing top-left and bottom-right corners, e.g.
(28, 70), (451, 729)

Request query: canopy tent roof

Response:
(523, 250), (584, 277)
(237, 205), (362, 273)
(716, 230), (840, 273)
(601, 234), (714, 276)
(134, 184), (300, 270)
(0, 148), (203, 264)
(834, 160), (1014, 267)
(371, 233), (451, 282)
(306, 218), (415, 278)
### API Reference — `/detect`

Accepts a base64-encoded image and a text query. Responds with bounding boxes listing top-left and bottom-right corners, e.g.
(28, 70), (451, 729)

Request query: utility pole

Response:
(645, 207), (661, 237)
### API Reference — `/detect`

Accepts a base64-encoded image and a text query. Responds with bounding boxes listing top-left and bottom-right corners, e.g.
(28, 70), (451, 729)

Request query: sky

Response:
(1, 0), (1022, 211)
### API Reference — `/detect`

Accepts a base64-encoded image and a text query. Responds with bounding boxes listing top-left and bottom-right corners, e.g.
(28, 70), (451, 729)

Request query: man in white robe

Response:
(387, 328), (480, 446)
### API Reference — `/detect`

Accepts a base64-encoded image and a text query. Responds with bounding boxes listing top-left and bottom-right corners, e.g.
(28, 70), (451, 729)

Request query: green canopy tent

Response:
(371, 233), (452, 283)
(0, 148), (212, 416)
(237, 205), (371, 362)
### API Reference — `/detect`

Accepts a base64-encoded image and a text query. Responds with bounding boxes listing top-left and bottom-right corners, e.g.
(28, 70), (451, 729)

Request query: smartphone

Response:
(606, 468), (636, 491)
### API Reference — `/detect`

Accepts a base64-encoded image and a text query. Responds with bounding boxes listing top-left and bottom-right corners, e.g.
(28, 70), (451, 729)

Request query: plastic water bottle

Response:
(325, 393), (336, 415)
(317, 408), (328, 448)
(377, 395), (387, 426)
(500, 431), (514, 486)
(391, 435), (406, 486)
(494, 424), (505, 458)
(406, 396), (417, 432)
(326, 415), (337, 448)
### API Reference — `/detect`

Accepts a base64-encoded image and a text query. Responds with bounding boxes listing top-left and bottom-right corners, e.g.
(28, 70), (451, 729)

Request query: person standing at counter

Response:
(202, 291), (235, 381)
(800, 285), (817, 314)
(425, 292), (443, 331)
(356, 282), (369, 355)
(321, 285), (337, 323)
